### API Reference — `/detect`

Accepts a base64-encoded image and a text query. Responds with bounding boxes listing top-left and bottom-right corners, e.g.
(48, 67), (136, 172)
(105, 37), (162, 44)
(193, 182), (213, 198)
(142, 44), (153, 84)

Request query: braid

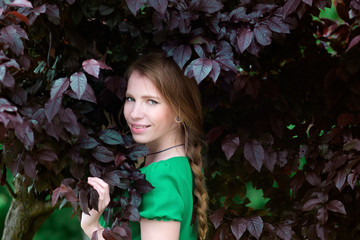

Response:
(185, 128), (208, 240)
(189, 159), (208, 240)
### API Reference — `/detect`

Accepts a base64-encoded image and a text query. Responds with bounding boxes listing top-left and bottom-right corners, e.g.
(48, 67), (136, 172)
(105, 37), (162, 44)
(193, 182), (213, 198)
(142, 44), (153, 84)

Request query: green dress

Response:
(131, 156), (197, 240)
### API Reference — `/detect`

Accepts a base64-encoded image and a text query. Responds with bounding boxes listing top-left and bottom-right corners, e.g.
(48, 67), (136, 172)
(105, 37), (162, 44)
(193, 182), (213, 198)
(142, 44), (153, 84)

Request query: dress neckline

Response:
(140, 155), (188, 169)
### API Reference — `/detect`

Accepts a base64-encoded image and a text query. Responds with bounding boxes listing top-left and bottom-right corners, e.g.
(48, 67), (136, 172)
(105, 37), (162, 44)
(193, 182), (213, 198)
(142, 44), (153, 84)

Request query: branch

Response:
(5, 179), (17, 199)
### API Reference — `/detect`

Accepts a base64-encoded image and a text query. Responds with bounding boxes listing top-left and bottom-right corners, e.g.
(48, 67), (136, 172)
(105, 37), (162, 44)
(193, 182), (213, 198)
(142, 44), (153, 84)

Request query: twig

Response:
(5, 180), (16, 199)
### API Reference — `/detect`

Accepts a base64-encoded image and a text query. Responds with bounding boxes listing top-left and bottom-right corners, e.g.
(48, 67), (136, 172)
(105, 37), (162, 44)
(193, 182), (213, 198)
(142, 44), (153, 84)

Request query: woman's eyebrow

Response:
(141, 95), (160, 100)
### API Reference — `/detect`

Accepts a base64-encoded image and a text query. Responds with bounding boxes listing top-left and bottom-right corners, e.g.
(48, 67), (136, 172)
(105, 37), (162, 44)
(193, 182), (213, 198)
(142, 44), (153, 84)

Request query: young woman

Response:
(80, 52), (208, 240)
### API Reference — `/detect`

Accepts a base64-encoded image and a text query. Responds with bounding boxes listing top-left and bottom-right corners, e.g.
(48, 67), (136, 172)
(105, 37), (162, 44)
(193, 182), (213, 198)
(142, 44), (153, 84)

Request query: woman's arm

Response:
(140, 218), (181, 240)
(80, 177), (110, 239)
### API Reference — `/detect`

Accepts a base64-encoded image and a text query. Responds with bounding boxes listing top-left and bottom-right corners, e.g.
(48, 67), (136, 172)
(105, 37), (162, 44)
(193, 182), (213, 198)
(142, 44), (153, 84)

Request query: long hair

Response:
(126, 52), (208, 239)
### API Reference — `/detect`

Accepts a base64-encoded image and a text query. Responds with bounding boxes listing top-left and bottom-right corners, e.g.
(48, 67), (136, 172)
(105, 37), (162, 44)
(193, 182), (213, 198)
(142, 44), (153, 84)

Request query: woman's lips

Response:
(130, 124), (150, 134)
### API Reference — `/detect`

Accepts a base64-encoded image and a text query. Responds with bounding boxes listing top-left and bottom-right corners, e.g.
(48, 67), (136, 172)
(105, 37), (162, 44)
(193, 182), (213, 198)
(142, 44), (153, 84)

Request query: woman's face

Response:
(123, 71), (180, 149)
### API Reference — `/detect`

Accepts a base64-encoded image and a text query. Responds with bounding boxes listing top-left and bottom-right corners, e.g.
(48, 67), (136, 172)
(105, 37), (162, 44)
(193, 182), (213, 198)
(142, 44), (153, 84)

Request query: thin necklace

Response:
(147, 144), (185, 156)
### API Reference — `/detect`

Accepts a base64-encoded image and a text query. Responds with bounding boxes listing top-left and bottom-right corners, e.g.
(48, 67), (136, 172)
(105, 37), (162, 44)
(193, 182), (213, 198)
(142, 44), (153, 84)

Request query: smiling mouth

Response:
(132, 124), (150, 129)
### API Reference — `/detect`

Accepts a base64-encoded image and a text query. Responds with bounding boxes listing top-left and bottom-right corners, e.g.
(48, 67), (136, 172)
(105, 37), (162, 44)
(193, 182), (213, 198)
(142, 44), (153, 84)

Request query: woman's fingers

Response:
(87, 177), (110, 212)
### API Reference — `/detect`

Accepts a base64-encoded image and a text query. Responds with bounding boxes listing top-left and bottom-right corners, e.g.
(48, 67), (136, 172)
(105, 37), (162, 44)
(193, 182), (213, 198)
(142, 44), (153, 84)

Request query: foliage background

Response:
(1, 0), (360, 240)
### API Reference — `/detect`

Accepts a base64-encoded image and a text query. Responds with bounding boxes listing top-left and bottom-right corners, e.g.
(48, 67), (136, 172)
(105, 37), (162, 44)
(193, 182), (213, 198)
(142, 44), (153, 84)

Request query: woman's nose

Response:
(129, 102), (144, 119)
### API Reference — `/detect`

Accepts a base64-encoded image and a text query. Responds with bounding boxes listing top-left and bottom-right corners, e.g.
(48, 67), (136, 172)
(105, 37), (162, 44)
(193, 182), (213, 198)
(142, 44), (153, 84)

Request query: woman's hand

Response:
(80, 177), (110, 239)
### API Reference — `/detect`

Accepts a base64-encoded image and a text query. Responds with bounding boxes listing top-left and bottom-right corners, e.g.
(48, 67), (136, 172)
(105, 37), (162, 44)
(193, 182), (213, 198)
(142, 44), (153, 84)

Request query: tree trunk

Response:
(1, 176), (55, 240)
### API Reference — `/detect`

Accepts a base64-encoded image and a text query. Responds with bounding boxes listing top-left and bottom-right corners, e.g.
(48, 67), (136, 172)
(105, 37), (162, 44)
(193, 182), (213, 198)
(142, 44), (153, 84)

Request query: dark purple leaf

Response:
(347, 171), (357, 189)
(229, 7), (249, 22)
(205, 126), (224, 144)
(346, 35), (360, 52)
(302, 198), (323, 211)
(283, 0), (301, 19)
(99, 129), (124, 145)
(128, 145), (149, 161)
(173, 45), (191, 69)
(162, 41), (178, 57)
(306, 170), (321, 186)
(334, 169), (347, 191)
(209, 208), (225, 229)
(190, 0), (223, 14)
(231, 218), (247, 240)
(302, 0), (313, 6)
(275, 224), (294, 240)
(23, 155), (37, 179)
(237, 27), (253, 53)
(78, 137), (99, 149)
(37, 150), (58, 162)
(34, 4), (47, 15)
(167, 10), (180, 30)
(44, 96), (62, 122)
(264, 17), (290, 34)
(194, 44), (205, 58)
(263, 149), (276, 173)
(113, 226), (128, 238)
(323, 154), (347, 173)
(326, 200), (346, 214)
(66, 84), (97, 103)
(277, 150), (288, 167)
(209, 60), (221, 82)
(123, 205), (140, 221)
(82, 59), (112, 78)
(12, 87), (27, 105)
(70, 162), (84, 180)
(51, 185), (64, 206)
(343, 139), (360, 151)
(15, 122), (34, 150)
(70, 72), (87, 100)
(247, 216), (263, 240)
(129, 189), (141, 207)
(290, 172), (305, 194)
(79, 189), (89, 215)
(254, 24), (272, 46)
(0, 25), (28, 55)
(148, 0), (168, 15)
(134, 179), (154, 194)
(221, 134), (239, 160)
(91, 146), (114, 163)
(316, 223), (326, 240)
(190, 58), (212, 83)
(45, 4), (60, 25)
(50, 78), (70, 99)
(3, 59), (20, 69)
(316, 207), (328, 225)
(103, 170), (121, 186)
(89, 186), (99, 210)
(9, 0), (33, 8)
(1, 71), (15, 88)
(126, 0), (145, 16)
(115, 152), (127, 168)
(244, 140), (264, 172)
(215, 52), (238, 72)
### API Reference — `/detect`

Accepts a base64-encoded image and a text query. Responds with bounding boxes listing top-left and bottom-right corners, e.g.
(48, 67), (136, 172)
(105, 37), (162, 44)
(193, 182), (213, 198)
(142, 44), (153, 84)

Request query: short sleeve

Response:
(139, 163), (185, 221)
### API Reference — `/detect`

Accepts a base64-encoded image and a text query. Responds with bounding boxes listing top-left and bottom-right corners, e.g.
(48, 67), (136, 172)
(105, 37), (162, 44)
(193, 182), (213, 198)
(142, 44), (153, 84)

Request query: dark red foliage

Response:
(0, 0), (360, 239)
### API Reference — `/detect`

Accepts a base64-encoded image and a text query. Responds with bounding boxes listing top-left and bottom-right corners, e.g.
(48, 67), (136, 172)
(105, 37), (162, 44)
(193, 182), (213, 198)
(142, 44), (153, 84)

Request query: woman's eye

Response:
(126, 97), (135, 102)
(148, 99), (158, 105)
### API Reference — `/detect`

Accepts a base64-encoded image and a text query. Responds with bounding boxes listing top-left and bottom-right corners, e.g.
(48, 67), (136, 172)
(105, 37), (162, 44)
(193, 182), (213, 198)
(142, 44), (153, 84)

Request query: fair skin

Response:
(81, 71), (184, 240)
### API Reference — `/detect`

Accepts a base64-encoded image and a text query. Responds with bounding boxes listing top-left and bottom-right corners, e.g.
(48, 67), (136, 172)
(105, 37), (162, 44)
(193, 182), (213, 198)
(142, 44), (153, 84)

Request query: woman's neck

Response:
(145, 143), (186, 166)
